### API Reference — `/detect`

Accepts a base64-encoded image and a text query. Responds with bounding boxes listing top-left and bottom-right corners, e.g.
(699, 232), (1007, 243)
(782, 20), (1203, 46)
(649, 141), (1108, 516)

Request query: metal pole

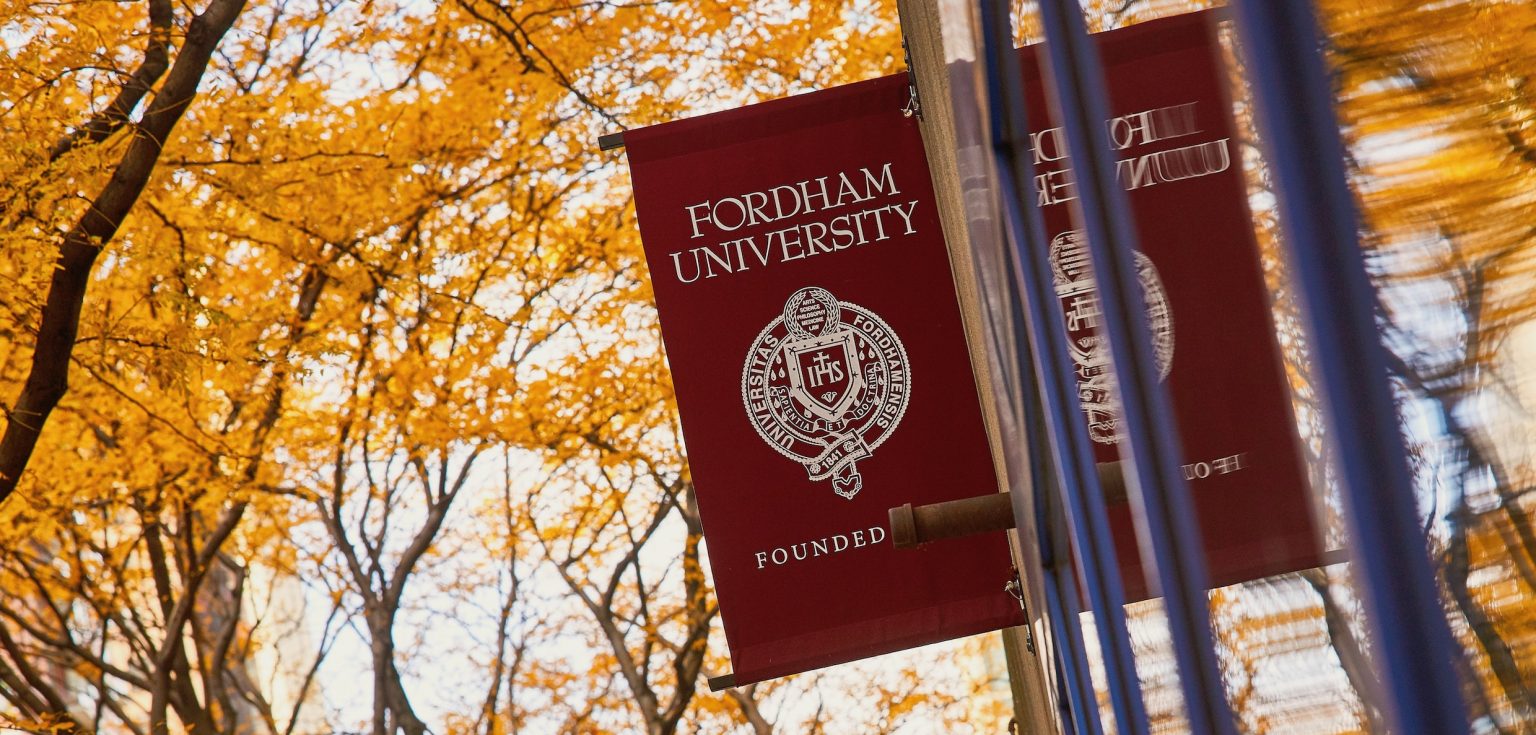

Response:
(1029, 2), (1237, 732)
(977, 2), (1148, 734)
(1228, 4), (1470, 733)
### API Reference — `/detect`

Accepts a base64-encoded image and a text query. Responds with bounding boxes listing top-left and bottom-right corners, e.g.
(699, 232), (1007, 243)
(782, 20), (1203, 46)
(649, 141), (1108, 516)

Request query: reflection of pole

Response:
(894, 1), (1061, 732)
(1029, 1), (1238, 733)
(976, 0), (1150, 732)
(1228, 4), (1470, 734)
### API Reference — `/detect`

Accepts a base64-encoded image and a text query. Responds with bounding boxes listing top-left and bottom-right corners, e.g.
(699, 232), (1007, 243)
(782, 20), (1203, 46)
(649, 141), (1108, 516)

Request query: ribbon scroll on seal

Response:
(742, 286), (912, 499)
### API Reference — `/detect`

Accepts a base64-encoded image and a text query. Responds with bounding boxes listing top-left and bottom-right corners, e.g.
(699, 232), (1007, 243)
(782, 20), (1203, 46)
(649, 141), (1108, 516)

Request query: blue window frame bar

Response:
(979, 0), (1238, 732)
(1027, 1), (1241, 732)
(1013, 266), (1100, 735)
(984, 196), (1099, 735)
(974, 2), (1150, 734)
(974, 1), (1472, 733)
(1228, 3), (1470, 734)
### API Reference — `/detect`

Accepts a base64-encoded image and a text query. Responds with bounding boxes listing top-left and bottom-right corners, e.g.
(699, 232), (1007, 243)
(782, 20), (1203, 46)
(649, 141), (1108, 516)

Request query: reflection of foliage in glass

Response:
(1039, 3), (1536, 734)
(1323, 0), (1536, 729)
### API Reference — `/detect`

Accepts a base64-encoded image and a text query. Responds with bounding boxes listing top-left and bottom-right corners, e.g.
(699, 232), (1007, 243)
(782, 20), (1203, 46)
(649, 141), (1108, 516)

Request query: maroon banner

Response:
(624, 77), (1024, 685)
(1021, 11), (1322, 601)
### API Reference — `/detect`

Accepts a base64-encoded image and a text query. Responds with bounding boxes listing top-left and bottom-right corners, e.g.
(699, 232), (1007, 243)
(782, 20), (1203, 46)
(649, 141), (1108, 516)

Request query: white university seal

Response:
(742, 286), (912, 499)
(1048, 229), (1174, 444)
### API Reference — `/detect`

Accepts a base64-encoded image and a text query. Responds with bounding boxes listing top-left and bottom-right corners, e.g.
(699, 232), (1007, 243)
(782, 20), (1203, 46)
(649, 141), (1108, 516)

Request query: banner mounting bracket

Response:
(901, 34), (922, 119)
(598, 131), (626, 151)
(1004, 569), (1034, 653)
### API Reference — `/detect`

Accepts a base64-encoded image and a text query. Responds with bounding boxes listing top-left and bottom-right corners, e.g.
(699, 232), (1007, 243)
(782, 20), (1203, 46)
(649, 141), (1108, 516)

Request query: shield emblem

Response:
(783, 330), (865, 422)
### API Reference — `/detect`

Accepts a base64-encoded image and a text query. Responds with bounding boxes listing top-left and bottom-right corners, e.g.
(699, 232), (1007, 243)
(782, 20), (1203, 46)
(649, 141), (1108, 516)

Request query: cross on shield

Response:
(783, 329), (865, 423)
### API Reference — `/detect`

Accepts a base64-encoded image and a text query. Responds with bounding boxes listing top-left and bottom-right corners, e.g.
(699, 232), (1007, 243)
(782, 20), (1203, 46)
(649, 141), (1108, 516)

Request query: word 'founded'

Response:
(668, 163), (919, 284)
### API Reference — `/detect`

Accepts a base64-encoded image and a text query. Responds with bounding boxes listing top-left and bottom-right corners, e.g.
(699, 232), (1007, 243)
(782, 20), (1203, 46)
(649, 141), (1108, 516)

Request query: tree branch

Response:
(48, 0), (175, 163)
(0, 0), (250, 503)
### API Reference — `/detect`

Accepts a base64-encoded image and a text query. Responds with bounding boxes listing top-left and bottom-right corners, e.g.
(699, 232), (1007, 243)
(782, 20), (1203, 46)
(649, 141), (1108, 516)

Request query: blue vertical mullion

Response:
(977, 2), (1150, 734)
(1228, 3), (1470, 734)
(1029, 2), (1238, 734)
(1012, 261), (1101, 735)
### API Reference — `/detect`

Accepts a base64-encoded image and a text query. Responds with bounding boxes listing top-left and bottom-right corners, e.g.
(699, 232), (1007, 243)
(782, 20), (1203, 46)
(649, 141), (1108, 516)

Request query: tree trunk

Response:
(0, 0), (248, 502)
(366, 606), (429, 735)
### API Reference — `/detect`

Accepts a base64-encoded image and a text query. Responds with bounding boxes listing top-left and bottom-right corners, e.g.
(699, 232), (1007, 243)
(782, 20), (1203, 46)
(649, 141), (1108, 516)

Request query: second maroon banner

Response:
(624, 76), (1024, 685)
(1021, 11), (1322, 601)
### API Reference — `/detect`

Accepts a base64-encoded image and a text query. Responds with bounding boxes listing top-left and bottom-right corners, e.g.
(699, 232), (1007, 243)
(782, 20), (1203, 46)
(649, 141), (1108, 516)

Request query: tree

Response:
(1322, 0), (1536, 728)
(1, 1), (1011, 734)
(0, 0), (248, 501)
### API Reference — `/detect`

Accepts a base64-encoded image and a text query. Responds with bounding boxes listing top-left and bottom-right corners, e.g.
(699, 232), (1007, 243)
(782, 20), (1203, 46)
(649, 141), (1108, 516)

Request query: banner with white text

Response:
(1020, 11), (1322, 601)
(624, 75), (1025, 686)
